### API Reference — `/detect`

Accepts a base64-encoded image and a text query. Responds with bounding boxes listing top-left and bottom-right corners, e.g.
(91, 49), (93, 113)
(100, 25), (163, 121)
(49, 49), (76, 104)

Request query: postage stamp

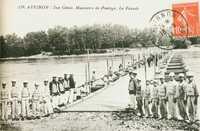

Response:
(172, 2), (200, 37)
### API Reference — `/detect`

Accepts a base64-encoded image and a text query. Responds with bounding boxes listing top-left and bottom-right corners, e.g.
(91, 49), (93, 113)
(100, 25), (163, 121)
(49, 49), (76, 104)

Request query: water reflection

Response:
(0, 55), (132, 93)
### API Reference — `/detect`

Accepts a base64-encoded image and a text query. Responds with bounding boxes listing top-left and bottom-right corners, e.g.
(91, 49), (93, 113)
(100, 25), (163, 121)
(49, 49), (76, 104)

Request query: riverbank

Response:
(0, 48), (152, 61)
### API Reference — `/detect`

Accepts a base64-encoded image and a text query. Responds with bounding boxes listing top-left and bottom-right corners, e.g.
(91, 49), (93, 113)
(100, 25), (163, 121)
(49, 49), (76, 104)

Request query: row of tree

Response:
(0, 24), (198, 58)
(0, 24), (158, 58)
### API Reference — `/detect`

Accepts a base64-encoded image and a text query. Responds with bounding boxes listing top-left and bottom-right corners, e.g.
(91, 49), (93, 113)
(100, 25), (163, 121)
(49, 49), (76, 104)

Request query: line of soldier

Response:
(128, 71), (198, 122)
(0, 73), (89, 121)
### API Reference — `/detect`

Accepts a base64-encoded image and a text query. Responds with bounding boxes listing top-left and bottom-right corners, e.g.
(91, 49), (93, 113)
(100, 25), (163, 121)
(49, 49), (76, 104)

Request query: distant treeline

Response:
(0, 24), (199, 58)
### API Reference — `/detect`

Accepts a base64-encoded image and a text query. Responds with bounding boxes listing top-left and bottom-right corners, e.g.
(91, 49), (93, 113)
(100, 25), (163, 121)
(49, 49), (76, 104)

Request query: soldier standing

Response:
(91, 71), (97, 82)
(128, 71), (137, 110)
(58, 77), (65, 107)
(63, 74), (70, 104)
(166, 72), (177, 120)
(10, 80), (20, 120)
(151, 80), (159, 118)
(32, 83), (42, 119)
(119, 64), (123, 72)
(176, 73), (188, 120)
(144, 80), (151, 118)
(158, 76), (167, 119)
(41, 80), (53, 117)
(68, 74), (76, 103)
(186, 73), (199, 121)
(49, 76), (59, 110)
(21, 81), (30, 120)
(0, 82), (9, 121)
(108, 66), (113, 80)
(136, 79), (144, 117)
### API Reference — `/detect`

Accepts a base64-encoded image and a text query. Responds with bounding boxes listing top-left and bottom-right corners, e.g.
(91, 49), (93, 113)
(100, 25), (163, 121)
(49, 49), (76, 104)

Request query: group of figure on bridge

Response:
(0, 74), (88, 121)
(128, 70), (198, 122)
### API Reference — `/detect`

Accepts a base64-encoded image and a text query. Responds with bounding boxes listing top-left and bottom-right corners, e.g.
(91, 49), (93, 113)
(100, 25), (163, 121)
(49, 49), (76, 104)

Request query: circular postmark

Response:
(149, 9), (189, 50)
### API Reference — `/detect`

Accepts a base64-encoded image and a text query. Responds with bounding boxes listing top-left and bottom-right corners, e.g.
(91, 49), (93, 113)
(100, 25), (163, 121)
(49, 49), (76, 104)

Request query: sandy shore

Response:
(2, 112), (199, 131)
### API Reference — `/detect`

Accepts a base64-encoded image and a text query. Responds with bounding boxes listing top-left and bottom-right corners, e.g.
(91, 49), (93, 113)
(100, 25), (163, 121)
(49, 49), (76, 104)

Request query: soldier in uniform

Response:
(49, 76), (59, 110)
(68, 74), (76, 103)
(108, 66), (113, 76)
(0, 82), (9, 121)
(58, 77), (65, 107)
(32, 83), (41, 119)
(128, 71), (137, 110)
(136, 79), (144, 117)
(144, 80), (151, 118)
(91, 71), (97, 82)
(175, 73), (188, 120)
(63, 74), (70, 104)
(10, 80), (20, 120)
(21, 81), (30, 120)
(127, 62), (132, 71)
(186, 72), (199, 121)
(166, 72), (177, 120)
(41, 80), (53, 117)
(158, 75), (167, 119)
(151, 80), (159, 118)
(119, 64), (123, 72)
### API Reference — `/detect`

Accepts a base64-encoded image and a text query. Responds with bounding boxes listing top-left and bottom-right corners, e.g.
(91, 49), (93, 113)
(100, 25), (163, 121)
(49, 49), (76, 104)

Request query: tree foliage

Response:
(1, 24), (158, 58)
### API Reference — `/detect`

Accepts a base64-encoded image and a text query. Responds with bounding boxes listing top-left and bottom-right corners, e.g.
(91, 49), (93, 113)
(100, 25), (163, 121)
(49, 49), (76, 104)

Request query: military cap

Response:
(2, 82), (6, 85)
(35, 82), (39, 86)
(44, 79), (48, 82)
(158, 75), (165, 79)
(178, 73), (184, 77)
(11, 80), (16, 83)
(187, 72), (194, 77)
(23, 81), (28, 84)
(169, 72), (175, 77)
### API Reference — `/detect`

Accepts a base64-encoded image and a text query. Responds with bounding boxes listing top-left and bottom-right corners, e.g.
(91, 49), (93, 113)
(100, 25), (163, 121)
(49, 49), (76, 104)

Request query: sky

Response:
(0, 0), (199, 36)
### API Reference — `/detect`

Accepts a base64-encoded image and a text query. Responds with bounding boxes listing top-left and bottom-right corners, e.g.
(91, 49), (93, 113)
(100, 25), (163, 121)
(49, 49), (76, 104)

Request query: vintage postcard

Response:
(0, 0), (200, 131)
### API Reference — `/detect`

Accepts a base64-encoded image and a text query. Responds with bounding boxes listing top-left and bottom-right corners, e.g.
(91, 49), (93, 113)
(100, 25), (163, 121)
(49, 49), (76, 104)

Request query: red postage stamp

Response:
(172, 2), (200, 37)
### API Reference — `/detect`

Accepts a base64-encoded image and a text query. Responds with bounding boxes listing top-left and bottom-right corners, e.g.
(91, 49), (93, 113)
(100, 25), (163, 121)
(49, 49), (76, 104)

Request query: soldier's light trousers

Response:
(177, 99), (187, 120)
(58, 94), (65, 106)
(167, 95), (176, 119)
(69, 88), (75, 103)
(64, 91), (70, 104)
(11, 99), (19, 119)
(151, 99), (158, 117)
(52, 95), (59, 108)
(144, 99), (150, 117)
(136, 97), (143, 116)
(43, 97), (53, 115)
(187, 96), (195, 121)
(32, 100), (40, 117)
(1, 100), (8, 120)
(159, 99), (167, 118)
(129, 94), (136, 109)
(21, 98), (30, 118)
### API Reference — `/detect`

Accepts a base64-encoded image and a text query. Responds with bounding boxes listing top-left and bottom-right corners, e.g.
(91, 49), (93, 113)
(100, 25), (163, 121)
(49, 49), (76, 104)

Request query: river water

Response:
(0, 48), (152, 93)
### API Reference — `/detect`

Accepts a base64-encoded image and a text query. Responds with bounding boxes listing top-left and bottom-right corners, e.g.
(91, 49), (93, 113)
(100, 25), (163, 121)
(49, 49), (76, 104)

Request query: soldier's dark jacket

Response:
(128, 78), (137, 95)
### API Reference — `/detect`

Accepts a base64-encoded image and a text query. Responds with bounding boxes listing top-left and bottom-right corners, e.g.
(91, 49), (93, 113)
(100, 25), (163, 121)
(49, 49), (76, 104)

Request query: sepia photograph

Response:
(0, 0), (200, 130)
